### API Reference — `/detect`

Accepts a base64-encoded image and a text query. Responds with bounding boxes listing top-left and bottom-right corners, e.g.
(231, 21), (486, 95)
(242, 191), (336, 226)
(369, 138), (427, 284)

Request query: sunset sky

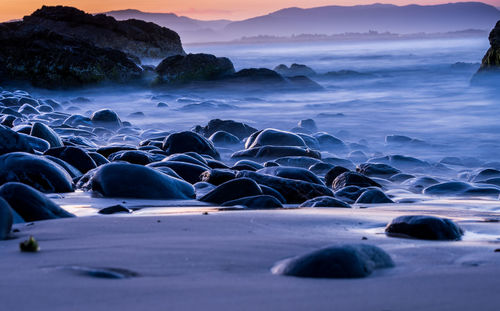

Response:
(1, 0), (499, 21)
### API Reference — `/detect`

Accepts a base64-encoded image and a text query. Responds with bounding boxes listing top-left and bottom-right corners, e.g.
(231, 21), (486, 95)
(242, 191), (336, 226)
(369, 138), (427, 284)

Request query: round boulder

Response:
(385, 215), (464, 240)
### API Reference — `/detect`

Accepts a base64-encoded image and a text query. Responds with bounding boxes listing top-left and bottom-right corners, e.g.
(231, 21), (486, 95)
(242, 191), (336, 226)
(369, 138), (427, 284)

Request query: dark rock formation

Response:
(21, 6), (184, 58)
(476, 20), (500, 73)
(194, 119), (257, 140)
(274, 64), (316, 77)
(155, 53), (235, 84)
(385, 215), (464, 240)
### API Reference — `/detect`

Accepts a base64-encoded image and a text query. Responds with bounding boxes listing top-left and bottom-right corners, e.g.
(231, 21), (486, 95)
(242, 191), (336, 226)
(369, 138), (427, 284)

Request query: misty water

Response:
(30, 37), (498, 165)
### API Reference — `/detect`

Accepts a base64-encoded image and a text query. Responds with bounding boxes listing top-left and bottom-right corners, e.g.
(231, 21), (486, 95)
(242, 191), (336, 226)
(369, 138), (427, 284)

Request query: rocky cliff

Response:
(477, 20), (500, 72)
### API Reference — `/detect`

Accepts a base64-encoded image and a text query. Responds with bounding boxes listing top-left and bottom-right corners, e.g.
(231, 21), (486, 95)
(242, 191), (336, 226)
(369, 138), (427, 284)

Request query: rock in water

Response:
(90, 163), (195, 199)
(162, 131), (220, 160)
(0, 198), (13, 240)
(299, 196), (351, 208)
(221, 195), (283, 209)
(199, 178), (263, 204)
(272, 244), (394, 278)
(155, 53), (235, 84)
(355, 189), (394, 204)
(473, 20), (500, 82)
(385, 215), (464, 240)
(0, 182), (74, 221)
(30, 122), (63, 148)
(274, 64), (316, 77)
(195, 119), (257, 140)
(90, 109), (122, 129)
(0, 152), (73, 193)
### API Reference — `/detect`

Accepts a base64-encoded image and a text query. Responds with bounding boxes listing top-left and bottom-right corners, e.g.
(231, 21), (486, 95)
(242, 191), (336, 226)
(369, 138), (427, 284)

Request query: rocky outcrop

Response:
(0, 6), (186, 88)
(473, 20), (500, 84)
(274, 64), (316, 77)
(155, 53), (234, 84)
(19, 6), (184, 59)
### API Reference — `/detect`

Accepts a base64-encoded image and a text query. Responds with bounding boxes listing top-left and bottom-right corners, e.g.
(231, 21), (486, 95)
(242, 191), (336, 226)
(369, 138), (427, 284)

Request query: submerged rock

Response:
(423, 181), (500, 197)
(385, 215), (464, 240)
(272, 244), (394, 278)
(0, 182), (74, 221)
(355, 189), (393, 204)
(221, 195), (283, 209)
(194, 119), (257, 140)
(90, 162), (195, 199)
(274, 63), (316, 77)
(299, 196), (351, 208)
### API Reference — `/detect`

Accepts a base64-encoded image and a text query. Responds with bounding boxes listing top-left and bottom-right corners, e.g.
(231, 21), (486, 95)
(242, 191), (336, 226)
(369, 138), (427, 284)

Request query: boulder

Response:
(357, 163), (401, 178)
(199, 178), (263, 204)
(272, 244), (394, 278)
(274, 64), (316, 77)
(332, 172), (381, 191)
(232, 146), (320, 161)
(473, 20), (500, 81)
(89, 162), (195, 199)
(0, 182), (74, 221)
(162, 131), (220, 159)
(299, 196), (351, 208)
(355, 189), (393, 204)
(155, 53), (234, 84)
(0, 126), (34, 155)
(385, 215), (464, 240)
(90, 109), (122, 129)
(148, 161), (207, 184)
(221, 195), (283, 209)
(245, 128), (306, 149)
(209, 131), (240, 146)
(30, 122), (63, 148)
(0, 198), (13, 239)
(0, 152), (73, 193)
(257, 166), (323, 185)
(194, 119), (257, 140)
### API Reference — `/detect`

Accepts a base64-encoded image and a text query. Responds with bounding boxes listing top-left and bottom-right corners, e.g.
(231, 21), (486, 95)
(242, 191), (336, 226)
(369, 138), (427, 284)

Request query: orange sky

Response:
(1, 0), (499, 21)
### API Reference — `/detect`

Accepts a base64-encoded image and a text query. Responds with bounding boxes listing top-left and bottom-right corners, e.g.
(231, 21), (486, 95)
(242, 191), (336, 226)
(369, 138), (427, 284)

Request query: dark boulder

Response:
(274, 63), (316, 77)
(259, 185), (287, 204)
(200, 169), (237, 186)
(148, 161), (207, 184)
(299, 196), (351, 208)
(90, 109), (122, 129)
(0, 152), (73, 193)
(155, 53), (234, 84)
(309, 162), (335, 176)
(229, 68), (286, 85)
(0, 126), (34, 155)
(334, 186), (366, 204)
(0, 182), (74, 221)
(473, 20), (500, 81)
(245, 128), (306, 149)
(314, 132), (347, 152)
(44, 146), (97, 174)
(108, 150), (161, 165)
(332, 172), (381, 191)
(209, 131), (240, 146)
(257, 166), (323, 185)
(164, 153), (209, 168)
(232, 146), (320, 161)
(194, 119), (257, 140)
(385, 215), (464, 240)
(162, 131), (220, 160)
(221, 195), (283, 209)
(272, 244), (394, 278)
(423, 181), (500, 197)
(324, 166), (350, 186)
(357, 163), (400, 178)
(199, 178), (263, 204)
(0, 198), (13, 239)
(236, 170), (333, 204)
(355, 189), (393, 204)
(89, 162), (195, 199)
(30, 122), (63, 148)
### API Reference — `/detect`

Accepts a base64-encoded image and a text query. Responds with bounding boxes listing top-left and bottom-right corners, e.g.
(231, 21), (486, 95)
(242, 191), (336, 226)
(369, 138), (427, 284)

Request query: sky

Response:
(1, 0), (499, 21)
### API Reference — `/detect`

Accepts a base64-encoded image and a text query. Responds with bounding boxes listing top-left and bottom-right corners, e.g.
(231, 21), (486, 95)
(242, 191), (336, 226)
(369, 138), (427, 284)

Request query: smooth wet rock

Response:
(275, 156), (322, 168)
(193, 182), (216, 199)
(194, 119), (257, 140)
(199, 178), (263, 204)
(148, 161), (207, 184)
(471, 168), (500, 182)
(423, 181), (500, 197)
(221, 195), (283, 209)
(334, 186), (367, 204)
(274, 64), (316, 77)
(0, 182), (74, 221)
(299, 196), (351, 208)
(30, 122), (63, 148)
(259, 185), (287, 204)
(309, 162), (335, 176)
(0, 198), (13, 240)
(90, 109), (122, 129)
(402, 176), (439, 193)
(272, 244), (394, 278)
(45, 155), (82, 178)
(98, 204), (132, 215)
(355, 189), (393, 204)
(209, 131), (240, 146)
(324, 166), (350, 186)
(200, 169), (236, 186)
(0, 152), (73, 193)
(162, 131), (220, 160)
(236, 170), (333, 204)
(257, 166), (323, 185)
(332, 172), (381, 191)
(314, 132), (347, 152)
(246, 128), (306, 149)
(357, 163), (400, 178)
(44, 146), (97, 174)
(108, 150), (161, 165)
(164, 153), (209, 168)
(232, 146), (320, 161)
(90, 162), (195, 199)
(385, 215), (464, 240)
(0, 126), (34, 155)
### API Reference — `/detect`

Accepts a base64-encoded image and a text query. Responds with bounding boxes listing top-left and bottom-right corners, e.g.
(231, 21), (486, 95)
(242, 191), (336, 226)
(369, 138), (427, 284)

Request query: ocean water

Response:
(31, 37), (498, 165)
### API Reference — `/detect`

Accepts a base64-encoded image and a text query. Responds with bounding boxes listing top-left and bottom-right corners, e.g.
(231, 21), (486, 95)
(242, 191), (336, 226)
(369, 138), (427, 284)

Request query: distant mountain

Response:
(105, 9), (231, 43)
(224, 2), (500, 38)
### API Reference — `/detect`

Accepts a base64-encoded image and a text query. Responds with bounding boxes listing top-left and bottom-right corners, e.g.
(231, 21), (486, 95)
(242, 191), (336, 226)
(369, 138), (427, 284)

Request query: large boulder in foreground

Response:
(155, 53), (235, 84)
(90, 162), (195, 199)
(272, 244), (394, 279)
(21, 6), (184, 59)
(0, 182), (74, 221)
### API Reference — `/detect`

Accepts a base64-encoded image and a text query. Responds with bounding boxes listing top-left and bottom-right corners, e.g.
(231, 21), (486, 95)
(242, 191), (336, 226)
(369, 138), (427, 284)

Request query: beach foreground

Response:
(1, 202), (499, 311)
